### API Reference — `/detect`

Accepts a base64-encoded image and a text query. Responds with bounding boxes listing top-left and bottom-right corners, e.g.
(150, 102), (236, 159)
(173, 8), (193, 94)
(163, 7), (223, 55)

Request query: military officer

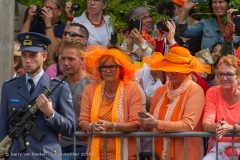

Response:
(0, 32), (75, 160)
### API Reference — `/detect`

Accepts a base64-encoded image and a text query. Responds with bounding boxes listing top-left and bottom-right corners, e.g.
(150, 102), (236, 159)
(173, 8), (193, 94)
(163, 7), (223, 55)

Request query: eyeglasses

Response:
(217, 72), (236, 79)
(45, 6), (59, 11)
(87, 0), (102, 4)
(64, 31), (85, 38)
(100, 65), (119, 72)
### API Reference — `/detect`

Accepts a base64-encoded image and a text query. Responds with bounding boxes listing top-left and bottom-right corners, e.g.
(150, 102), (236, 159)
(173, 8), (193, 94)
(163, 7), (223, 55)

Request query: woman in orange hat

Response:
(139, 45), (211, 160)
(79, 46), (143, 160)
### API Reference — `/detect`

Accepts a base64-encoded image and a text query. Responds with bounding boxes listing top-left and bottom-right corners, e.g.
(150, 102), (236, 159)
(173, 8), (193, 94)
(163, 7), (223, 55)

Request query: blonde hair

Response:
(13, 42), (21, 57)
(61, 39), (85, 54)
(218, 55), (240, 76)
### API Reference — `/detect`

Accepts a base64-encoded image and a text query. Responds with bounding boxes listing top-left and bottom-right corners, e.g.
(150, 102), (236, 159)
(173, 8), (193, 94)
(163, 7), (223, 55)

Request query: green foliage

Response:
(16, 0), (240, 44)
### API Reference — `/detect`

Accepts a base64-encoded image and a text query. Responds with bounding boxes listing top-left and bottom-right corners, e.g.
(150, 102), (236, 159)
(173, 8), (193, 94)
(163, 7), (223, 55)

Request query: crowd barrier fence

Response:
(73, 132), (240, 160)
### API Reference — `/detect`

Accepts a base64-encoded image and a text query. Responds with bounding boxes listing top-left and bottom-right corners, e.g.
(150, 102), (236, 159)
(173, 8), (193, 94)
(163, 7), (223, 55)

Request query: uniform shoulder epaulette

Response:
(51, 75), (65, 84)
(4, 77), (18, 83)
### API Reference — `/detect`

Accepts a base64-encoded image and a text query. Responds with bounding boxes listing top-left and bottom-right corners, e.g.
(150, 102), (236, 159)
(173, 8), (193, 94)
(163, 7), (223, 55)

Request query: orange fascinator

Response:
(143, 46), (211, 74)
(83, 45), (137, 83)
(172, 0), (185, 6)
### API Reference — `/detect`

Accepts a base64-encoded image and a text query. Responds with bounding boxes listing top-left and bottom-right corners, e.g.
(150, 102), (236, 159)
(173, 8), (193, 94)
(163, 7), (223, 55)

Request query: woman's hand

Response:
(92, 121), (107, 136)
(225, 9), (239, 38)
(130, 28), (145, 47)
(216, 117), (233, 139)
(65, 1), (74, 17)
(97, 119), (114, 131)
(41, 6), (53, 27)
(183, 0), (198, 11)
(163, 20), (177, 46)
(27, 5), (37, 21)
(125, 31), (134, 53)
(139, 112), (158, 129)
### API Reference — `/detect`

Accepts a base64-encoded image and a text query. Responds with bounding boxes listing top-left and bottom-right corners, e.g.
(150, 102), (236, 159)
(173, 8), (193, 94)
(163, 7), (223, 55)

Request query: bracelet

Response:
(112, 122), (117, 131)
(231, 124), (236, 133)
(88, 123), (93, 133)
(224, 36), (233, 40)
(66, 17), (73, 22)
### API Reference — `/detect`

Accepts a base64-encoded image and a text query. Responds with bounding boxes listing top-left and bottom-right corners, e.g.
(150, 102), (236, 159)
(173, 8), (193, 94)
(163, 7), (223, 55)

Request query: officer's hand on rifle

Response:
(36, 94), (54, 118)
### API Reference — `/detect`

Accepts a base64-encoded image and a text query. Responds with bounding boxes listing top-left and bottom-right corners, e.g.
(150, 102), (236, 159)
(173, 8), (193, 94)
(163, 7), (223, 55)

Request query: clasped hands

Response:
(216, 117), (234, 139)
(91, 120), (114, 136)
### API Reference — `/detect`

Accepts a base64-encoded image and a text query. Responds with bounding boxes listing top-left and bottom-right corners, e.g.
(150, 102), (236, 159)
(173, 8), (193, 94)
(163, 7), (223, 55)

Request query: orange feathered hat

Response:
(172, 0), (185, 6)
(143, 46), (211, 74)
(83, 45), (137, 83)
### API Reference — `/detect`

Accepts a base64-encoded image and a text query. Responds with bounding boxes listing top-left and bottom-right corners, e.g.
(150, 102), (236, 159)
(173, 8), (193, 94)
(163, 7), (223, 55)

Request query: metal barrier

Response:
(73, 132), (240, 160)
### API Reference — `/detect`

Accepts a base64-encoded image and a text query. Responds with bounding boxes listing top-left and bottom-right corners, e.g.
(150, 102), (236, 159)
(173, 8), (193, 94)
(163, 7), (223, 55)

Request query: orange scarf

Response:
(90, 81), (124, 160)
(155, 91), (186, 160)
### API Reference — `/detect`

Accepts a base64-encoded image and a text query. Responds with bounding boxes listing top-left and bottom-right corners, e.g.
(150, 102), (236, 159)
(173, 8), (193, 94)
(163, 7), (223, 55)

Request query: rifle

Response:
(0, 75), (68, 159)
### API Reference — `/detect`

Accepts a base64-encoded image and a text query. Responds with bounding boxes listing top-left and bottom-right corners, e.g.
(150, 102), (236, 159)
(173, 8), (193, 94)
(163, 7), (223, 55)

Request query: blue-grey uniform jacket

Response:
(0, 73), (75, 160)
(178, 18), (222, 51)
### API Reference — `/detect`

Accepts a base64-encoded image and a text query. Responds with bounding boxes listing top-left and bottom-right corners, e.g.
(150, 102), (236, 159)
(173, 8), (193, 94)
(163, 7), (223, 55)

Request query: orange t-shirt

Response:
(202, 86), (240, 155)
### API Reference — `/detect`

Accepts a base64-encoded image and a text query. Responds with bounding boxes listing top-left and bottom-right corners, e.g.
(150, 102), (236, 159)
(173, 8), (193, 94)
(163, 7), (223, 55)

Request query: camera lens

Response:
(36, 6), (43, 15)
(71, 4), (80, 11)
(156, 21), (168, 32)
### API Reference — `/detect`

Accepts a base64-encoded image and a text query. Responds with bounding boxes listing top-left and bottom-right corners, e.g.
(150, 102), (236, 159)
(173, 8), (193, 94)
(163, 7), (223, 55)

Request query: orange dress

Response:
(80, 83), (143, 159)
(98, 96), (116, 159)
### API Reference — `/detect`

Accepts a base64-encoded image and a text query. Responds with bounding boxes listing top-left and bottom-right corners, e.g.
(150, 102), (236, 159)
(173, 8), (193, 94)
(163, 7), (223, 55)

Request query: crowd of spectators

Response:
(2, 0), (240, 159)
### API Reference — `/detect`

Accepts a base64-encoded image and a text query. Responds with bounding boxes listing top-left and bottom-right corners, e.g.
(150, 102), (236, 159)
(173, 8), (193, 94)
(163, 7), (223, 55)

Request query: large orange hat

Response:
(143, 46), (211, 74)
(172, 0), (185, 6)
(83, 45), (137, 83)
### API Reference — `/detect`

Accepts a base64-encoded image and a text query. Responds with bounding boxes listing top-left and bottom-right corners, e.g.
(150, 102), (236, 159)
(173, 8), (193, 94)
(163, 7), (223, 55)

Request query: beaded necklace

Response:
(86, 12), (103, 27)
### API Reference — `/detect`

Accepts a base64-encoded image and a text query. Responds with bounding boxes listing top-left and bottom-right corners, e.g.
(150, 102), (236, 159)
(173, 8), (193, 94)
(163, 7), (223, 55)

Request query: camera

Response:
(36, 6), (43, 15)
(232, 11), (240, 36)
(71, 4), (80, 11)
(156, 18), (177, 32)
(128, 19), (142, 33)
(111, 32), (118, 46)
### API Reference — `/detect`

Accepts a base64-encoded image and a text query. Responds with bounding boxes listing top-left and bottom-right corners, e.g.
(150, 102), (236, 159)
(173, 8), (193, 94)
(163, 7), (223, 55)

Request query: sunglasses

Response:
(64, 31), (85, 38)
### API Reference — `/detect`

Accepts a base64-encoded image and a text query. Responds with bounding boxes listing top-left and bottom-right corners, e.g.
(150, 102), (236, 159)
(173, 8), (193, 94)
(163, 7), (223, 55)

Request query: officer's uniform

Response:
(0, 32), (75, 160)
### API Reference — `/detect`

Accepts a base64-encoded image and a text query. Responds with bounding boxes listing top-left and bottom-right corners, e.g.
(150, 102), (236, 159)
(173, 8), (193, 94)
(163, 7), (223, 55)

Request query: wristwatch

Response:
(231, 124), (236, 133)
(141, 43), (148, 51)
(112, 122), (117, 131)
(45, 26), (54, 30)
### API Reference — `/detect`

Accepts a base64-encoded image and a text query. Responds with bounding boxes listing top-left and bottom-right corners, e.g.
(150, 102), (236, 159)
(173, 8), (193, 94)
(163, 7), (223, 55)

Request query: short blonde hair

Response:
(218, 55), (240, 76)
(13, 42), (21, 57)
(61, 39), (85, 57)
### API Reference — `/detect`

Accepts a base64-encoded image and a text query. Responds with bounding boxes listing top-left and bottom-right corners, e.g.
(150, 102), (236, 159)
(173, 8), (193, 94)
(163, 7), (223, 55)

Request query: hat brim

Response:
(84, 45), (137, 83)
(18, 46), (44, 52)
(143, 52), (211, 74)
(150, 60), (211, 74)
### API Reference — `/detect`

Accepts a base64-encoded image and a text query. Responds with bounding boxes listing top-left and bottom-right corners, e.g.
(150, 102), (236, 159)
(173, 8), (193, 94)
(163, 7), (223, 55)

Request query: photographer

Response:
(64, 0), (115, 47)
(156, 0), (202, 55)
(123, 4), (159, 62)
(20, 0), (65, 59)
(178, 0), (239, 52)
